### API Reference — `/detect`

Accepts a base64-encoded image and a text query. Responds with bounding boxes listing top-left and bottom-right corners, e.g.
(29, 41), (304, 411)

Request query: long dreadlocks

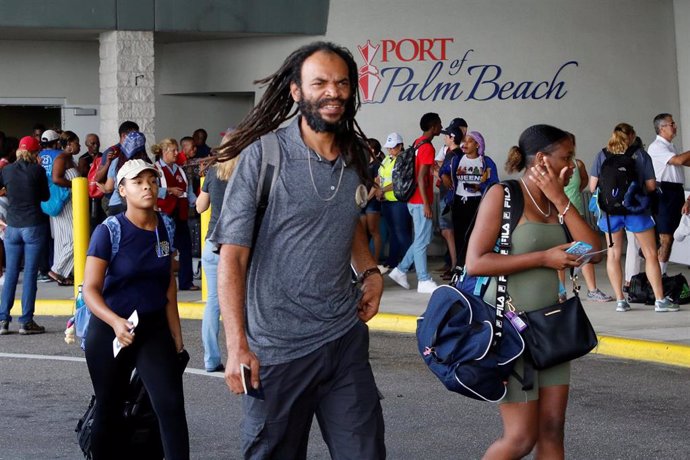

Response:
(213, 41), (372, 186)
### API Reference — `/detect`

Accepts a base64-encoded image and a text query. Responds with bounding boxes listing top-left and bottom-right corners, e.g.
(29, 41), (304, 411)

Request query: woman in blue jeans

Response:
(196, 145), (238, 372)
(0, 136), (49, 335)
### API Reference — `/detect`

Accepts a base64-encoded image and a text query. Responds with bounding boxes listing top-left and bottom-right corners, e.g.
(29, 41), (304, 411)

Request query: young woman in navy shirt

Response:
(83, 159), (189, 459)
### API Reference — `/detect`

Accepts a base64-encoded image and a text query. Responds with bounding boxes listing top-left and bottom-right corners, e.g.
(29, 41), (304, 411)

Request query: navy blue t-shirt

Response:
(87, 213), (172, 317)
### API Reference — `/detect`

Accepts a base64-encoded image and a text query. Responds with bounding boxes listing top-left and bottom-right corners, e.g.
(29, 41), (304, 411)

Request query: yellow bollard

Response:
(199, 177), (210, 302)
(72, 177), (90, 298)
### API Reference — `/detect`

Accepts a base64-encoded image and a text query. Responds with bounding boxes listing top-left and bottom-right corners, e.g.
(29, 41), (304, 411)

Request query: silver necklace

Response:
(307, 150), (345, 201)
(520, 177), (551, 217)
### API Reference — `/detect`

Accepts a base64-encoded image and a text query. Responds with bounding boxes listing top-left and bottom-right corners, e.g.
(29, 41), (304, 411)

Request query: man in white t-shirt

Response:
(647, 113), (690, 275)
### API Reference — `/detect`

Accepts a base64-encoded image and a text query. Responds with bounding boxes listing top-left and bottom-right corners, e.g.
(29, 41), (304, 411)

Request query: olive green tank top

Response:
(484, 221), (568, 312)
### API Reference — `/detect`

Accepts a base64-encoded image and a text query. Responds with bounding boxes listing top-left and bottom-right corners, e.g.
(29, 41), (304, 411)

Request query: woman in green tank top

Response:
(560, 136), (613, 302)
(465, 125), (602, 460)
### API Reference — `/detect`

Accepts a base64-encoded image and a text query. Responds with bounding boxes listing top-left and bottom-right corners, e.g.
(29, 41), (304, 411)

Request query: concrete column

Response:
(99, 31), (155, 149)
(674, 0), (690, 160)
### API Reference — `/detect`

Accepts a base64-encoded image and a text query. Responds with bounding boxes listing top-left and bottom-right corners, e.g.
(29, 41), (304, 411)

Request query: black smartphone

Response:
(240, 364), (265, 400)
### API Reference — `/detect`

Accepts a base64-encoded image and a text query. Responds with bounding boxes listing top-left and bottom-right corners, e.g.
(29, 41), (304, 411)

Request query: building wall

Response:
(674, 0), (690, 152)
(0, 40), (100, 140)
(0, 0), (684, 183)
(155, 92), (254, 144)
(158, 0), (682, 181)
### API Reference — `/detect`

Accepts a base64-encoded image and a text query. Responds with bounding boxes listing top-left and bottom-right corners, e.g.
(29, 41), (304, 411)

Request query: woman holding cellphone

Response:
(465, 125), (601, 459)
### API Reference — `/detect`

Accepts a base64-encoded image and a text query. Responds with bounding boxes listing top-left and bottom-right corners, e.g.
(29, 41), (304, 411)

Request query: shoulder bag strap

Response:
(491, 182), (516, 349)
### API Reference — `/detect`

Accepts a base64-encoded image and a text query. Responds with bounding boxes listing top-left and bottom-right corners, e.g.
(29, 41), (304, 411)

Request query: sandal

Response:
(59, 277), (74, 286)
(48, 271), (62, 283)
(183, 285), (201, 291)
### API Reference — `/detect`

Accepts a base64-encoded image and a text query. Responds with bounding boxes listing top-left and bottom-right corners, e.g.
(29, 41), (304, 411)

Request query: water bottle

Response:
(74, 285), (90, 350)
(75, 285), (85, 310)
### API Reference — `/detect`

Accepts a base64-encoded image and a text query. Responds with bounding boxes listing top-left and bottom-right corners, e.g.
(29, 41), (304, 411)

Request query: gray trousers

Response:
(241, 321), (386, 460)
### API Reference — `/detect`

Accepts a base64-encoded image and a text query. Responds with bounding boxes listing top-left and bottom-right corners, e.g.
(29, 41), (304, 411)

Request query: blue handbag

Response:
(41, 180), (71, 217)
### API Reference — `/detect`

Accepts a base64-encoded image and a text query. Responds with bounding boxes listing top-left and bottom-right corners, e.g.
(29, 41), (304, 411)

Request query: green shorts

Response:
(500, 356), (571, 404)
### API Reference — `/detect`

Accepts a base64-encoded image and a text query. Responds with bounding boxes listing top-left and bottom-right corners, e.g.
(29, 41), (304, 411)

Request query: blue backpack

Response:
(417, 181), (527, 402)
(74, 213), (174, 350)
(417, 285), (525, 402)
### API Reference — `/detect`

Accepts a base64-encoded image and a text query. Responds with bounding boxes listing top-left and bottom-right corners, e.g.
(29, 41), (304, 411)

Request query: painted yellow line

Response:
(179, 302), (205, 320)
(35, 300), (74, 316)
(368, 312), (419, 333)
(35, 300), (206, 319)
(592, 335), (690, 368)
(32, 301), (690, 368)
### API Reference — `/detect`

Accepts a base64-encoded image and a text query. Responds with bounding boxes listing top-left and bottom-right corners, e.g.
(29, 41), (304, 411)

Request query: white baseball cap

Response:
(40, 129), (60, 143)
(116, 159), (160, 185)
(383, 132), (403, 148)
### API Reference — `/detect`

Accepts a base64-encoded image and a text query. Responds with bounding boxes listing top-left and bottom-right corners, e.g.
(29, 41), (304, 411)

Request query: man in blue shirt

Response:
(192, 128), (211, 158)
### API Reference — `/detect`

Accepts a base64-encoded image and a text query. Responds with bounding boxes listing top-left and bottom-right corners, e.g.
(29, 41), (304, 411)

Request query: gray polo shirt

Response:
(210, 118), (363, 366)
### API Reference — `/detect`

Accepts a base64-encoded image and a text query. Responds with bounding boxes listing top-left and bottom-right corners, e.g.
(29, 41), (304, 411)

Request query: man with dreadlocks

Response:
(210, 42), (386, 458)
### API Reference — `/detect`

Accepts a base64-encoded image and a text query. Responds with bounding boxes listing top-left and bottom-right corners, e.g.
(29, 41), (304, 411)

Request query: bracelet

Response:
(558, 200), (571, 225)
(358, 267), (382, 283)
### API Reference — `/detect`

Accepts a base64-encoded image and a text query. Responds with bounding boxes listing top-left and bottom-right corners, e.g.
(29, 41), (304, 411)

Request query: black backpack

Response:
(597, 149), (638, 215)
(76, 370), (164, 459)
(392, 139), (431, 202)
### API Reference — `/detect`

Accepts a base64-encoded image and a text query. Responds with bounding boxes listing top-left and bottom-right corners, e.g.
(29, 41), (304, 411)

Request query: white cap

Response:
(116, 159), (161, 185)
(383, 132), (403, 148)
(40, 129), (60, 143)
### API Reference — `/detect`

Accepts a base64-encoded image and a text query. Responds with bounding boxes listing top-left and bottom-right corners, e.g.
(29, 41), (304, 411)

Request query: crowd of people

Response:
(370, 113), (689, 316)
(0, 123), (215, 337)
(1, 39), (689, 459)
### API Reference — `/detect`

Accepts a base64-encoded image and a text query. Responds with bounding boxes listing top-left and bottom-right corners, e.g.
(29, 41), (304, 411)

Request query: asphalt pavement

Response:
(1, 255), (688, 458)
(1, 318), (689, 459)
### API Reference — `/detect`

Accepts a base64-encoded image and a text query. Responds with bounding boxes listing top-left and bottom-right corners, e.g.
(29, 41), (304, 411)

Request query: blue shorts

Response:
(361, 198), (381, 215)
(438, 209), (453, 230)
(597, 213), (655, 234)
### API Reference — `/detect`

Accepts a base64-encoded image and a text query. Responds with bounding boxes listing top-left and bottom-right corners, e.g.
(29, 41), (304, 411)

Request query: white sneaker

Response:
(615, 300), (631, 312)
(654, 297), (680, 312)
(377, 264), (390, 275)
(417, 279), (438, 294)
(388, 267), (410, 289)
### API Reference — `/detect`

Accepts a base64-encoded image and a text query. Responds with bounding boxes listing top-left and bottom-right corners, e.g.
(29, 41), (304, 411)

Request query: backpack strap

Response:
(253, 133), (281, 248)
(103, 215), (121, 262)
(413, 138), (432, 151)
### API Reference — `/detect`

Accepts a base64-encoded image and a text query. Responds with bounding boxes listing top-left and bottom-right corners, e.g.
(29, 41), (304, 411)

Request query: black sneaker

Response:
(36, 273), (53, 283)
(0, 320), (9, 335)
(19, 320), (45, 335)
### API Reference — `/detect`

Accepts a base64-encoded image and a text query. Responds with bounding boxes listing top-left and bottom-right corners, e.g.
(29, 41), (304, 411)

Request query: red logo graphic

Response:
(357, 40), (381, 103)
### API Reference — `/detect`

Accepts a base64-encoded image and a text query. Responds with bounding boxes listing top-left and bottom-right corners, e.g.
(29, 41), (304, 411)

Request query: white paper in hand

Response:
(113, 310), (139, 357)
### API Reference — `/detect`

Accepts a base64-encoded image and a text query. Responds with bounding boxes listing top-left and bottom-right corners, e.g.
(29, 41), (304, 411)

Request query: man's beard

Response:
(298, 97), (348, 133)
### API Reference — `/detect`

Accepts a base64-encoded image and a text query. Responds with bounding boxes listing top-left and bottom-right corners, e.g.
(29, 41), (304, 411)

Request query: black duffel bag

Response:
(628, 272), (690, 305)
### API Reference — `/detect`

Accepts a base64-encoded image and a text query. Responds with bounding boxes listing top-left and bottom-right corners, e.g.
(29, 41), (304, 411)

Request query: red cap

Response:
(18, 136), (40, 152)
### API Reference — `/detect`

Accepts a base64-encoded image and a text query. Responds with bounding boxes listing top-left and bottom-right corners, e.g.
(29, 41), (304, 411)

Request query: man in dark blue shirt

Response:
(192, 128), (211, 158)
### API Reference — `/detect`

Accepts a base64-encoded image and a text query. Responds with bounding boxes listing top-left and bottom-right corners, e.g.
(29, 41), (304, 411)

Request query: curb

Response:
(593, 335), (690, 368)
(366, 313), (690, 369)
(34, 302), (690, 369)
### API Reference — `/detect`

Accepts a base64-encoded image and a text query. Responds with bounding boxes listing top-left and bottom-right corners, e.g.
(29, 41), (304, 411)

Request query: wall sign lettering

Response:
(356, 39), (578, 104)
